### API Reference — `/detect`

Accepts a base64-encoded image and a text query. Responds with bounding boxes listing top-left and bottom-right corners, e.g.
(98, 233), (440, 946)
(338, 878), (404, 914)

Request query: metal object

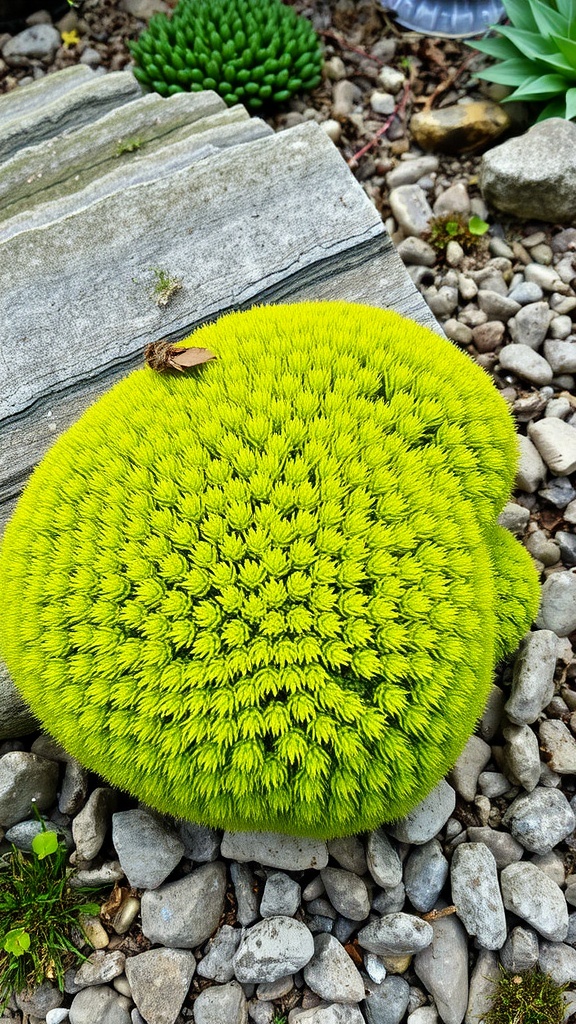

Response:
(381, 0), (505, 38)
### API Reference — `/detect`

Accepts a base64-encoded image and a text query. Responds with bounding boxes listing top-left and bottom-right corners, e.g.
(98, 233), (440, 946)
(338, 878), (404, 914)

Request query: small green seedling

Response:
(272, 1015), (288, 1024)
(114, 137), (145, 157)
(486, 968), (567, 1024)
(427, 213), (490, 254)
(149, 268), (183, 307)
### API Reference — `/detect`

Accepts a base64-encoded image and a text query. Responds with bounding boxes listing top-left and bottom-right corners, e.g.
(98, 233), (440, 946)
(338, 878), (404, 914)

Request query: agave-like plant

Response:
(468, 0), (576, 120)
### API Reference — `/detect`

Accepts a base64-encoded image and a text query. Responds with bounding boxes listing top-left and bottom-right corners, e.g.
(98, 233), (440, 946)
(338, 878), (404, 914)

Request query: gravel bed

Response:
(1, 1), (576, 1022)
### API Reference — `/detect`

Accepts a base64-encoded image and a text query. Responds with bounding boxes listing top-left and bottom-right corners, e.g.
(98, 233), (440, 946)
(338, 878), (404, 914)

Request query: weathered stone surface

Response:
(506, 631), (559, 724)
(112, 809), (184, 889)
(0, 662), (37, 738)
(296, 1005), (365, 1024)
(69, 986), (131, 1024)
(536, 570), (576, 637)
(480, 118), (576, 225)
(73, 951), (125, 989)
(404, 840), (449, 913)
(358, 914), (433, 955)
(0, 750), (59, 827)
(2, 24), (60, 64)
(499, 344), (553, 386)
(141, 862), (226, 948)
(222, 830), (328, 871)
(529, 419), (576, 475)
(321, 866), (370, 922)
(413, 911), (469, 1024)
(327, 835), (367, 875)
(500, 927), (539, 973)
(363, 976), (410, 1024)
(0, 65), (94, 128)
(233, 917), (314, 983)
(466, 827), (523, 871)
(389, 185), (433, 236)
(502, 788), (576, 854)
(500, 863), (568, 941)
(72, 787), (118, 862)
(260, 872), (301, 919)
(448, 736), (491, 803)
(177, 821), (221, 862)
(366, 830), (403, 888)
(304, 933), (365, 1004)
(411, 101), (510, 154)
(539, 720), (576, 774)
(538, 941), (576, 986)
(197, 925), (242, 982)
(387, 781), (456, 844)
(516, 434), (547, 493)
(189, 981), (247, 1024)
(464, 950), (499, 1024)
(450, 844), (506, 950)
(125, 948), (195, 1024)
(502, 722), (541, 793)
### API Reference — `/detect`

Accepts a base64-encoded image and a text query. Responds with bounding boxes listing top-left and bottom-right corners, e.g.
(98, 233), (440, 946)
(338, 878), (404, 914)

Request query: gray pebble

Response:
(506, 630), (559, 724)
(307, 898), (337, 920)
(372, 883), (406, 916)
(221, 831), (328, 870)
(370, 91), (395, 115)
(387, 781), (456, 845)
(466, 828), (523, 871)
(295, 1005), (365, 1023)
(539, 476), (576, 508)
(425, 285), (459, 319)
(261, 872), (301, 918)
(502, 723), (541, 793)
(499, 926), (539, 972)
(503, 787), (575, 853)
(544, 340), (576, 374)
(74, 951), (126, 989)
(141, 861), (226, 948)
(327, 836), (367, 876)
(478, 290), (521, 322)
(500, 862), (568, 940)
(389, 185), (434, 237)
(16, 983), (63, 1018)
(378, 66), (407, 94)
(478, 685), (506, 742)
(499, 344), (553, 386)
(477, 772), (511, 799)
(413, 911), (468, 1024)
(450, 844), (506, 950)
(516, 435), (547, 492)
(508, 281), (544, 305)
(334, 915), (358, 944)
(112, 809), (184, 890)
(524, 529), (561, 565)
(321, 866), (370, 922)
(69, 860), (124, 888)
(365, 953), (387, 984)
(549, 316), (573, 340)
(396, 236), (437, 267)
(433, 183), (470, 216)
(465, 949), (500, 1024)
(193, 981), (247, 1024)
(443, 319), (474, 346)
(69, 986), (131, 1024)
(230, 861), (260, 926)
(539, 719), (576, 774)
(2, 24), (60, 62)
(366, 830), (402, 889)
(363, 976), (410, 1024)
(386, 156), (438, 189)
(530, 419), (576, 475)
(5, 817), (67, 852)
(448, 735), (491, 803)
(125, 947), (195, 1024)
(303, 933), (365, 1004)
(525, 263), (567, 292)
(545, 397), (572, 419)
(556, 531), (576, 566)
(536, 570), (576, 635)
(357, 913), (433, 955)
(197, 924), (242, 982)
(538, 941), (576, 986)
(404, 840), (448, 913)
(233, 916), (314, 983)
(0, 751), (59, 828)
(46, 1011), (70, 1024)
(72, 787), (117, 863)
(178, 821), (221, 862)
(332, 79), (360, 118)
(531, 851), (566, 886)
(508, 301), (553, 349)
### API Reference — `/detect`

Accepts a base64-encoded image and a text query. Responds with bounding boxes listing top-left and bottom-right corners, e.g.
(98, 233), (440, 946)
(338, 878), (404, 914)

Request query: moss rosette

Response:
(0, 303), (539, 837)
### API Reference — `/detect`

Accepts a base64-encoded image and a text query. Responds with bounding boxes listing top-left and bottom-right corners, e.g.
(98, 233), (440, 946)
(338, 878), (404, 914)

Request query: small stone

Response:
(538, 942), (576, 986)
(549, 316), (573, 340)
(539, 477), (576, 508)
(411, 101), (510, 154)
(230, 861), (260, 926)
(261, 872), (301, 918)
(525, 263), (568, 293)
(425, 285), (458, 319)
(79, 914), (110, 950)
(433, 183), (470, 217)
(0, 751), (59, 828)
(478, 290), (521, 322)
(70, 861), (124, 888)
(544, 340), (576, 374)
(72, 787), (117, 862)
(221, 831), (328, 871)
(557, 531), (576, 566)
(388, 781), (456, 845)
(80, 47), (102, 67)
(234, 917), (314, 983)
(502, 723), (541, 793)
(500, 862), (568, 941)
(365, 954), (387, 985)
(257, 975), (293, 999)
(536, 570), (576, 636)
(74, 951), (126, 989)
(396, 236), (437, 267)
(321, 120), (341, 144)
(478, 685), (506, 741)
(539, 720), (576, 774)
(450, 844), (506, 950)
(320, 867), (370, 922)
(16, 983), (63, 1018)
(124, 948), (195, 1024)
(366, 830), (402, 888)
(446, 241), (464, 267)
(332, 80), (359, 118)
(327, 836), (367, 876)
(499, 344), (553, 386)
(525, 529), (561, 566)
(508, 282), (544, 305)
(449, 735), (491, 803)
(197, 924), (242, 982)
(506, 630), (559, 724)
(503, 787), (575, 854)
(370, 91), (395, 115)
(304, 933), (365, 1004)
(404, 839), (448, 913)
(444, 319), (473, 345)
(59, 760), (89, 816)
(458, 274), (478, 301)
(69, 986), (131, 1024)
(141, 862), (226, 948)
(478, 773), (510, 799)
(295, 1005), (365, 1023)
(193, 981), (247, 1024)
(413, 911), (469, 1024)
(5, 818), (65, 852)
(508, 302), (553, 350)
(500, 926), (539, 972)
(530, 419), (576, 475)
(363, 976), (410, 1024)
(357, 914), (433, 956)
(472, 321), (505, 352)
(389, 185), (434, 236)
(386, 156), (439, 189)
(324, 56), (346, 81)
(465, 827), (524, 872)
(465, 949), (500, 1024)
(378, 66), (405, 94)
(112, 810), (184, 890)
(372, 884), (406, 916)
(2, 24), (60, 63)
(46, 1011), (70, 1024)
(409, 1008), (437, 1024)
(531, 851), (566, 886)
(178, 821), (221, 862)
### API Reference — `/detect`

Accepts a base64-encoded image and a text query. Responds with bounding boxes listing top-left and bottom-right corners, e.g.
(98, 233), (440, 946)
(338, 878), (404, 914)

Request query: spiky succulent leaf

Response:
(129, 0), (323, 109)
(0, 304), (539, 839)
(468, 0), (576, 120)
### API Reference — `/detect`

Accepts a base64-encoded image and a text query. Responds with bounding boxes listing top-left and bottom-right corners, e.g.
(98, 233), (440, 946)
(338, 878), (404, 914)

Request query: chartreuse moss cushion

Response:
(0, 302), (539, 837)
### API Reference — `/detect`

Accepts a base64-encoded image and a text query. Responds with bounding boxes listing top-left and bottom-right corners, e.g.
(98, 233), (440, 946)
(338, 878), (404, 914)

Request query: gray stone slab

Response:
(0, 65), (96, 129)
(0, 70), (142, 163)
(0, 91), (230, 225)
(0, 115), (271, 242)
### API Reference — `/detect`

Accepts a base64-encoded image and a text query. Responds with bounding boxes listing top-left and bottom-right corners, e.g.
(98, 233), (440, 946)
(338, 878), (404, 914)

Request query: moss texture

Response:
(0, 303), (539, 837)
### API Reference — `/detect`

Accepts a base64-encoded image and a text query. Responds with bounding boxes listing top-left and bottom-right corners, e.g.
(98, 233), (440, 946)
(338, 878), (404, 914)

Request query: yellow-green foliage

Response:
(0, 303), (539, 838)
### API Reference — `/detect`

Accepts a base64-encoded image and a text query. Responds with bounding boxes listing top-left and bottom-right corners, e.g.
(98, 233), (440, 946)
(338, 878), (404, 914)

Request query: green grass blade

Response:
(466, 35), (524, 59)
(507, 72), (567, 98)
(495, 25), (561, 59)
(565, 86), (576, 118)
(473, 57), (542, 84)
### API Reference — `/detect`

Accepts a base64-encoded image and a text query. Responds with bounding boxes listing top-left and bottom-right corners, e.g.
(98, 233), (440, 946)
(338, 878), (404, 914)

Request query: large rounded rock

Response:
(0, 751), (59, 827)
(233, 916), (314, 983)
(125, 948), (196, 1024)
(500, 863), (568, 941)
(141, 862), (226, 948)
(450, 843), (506, 950)
(363, 976), (410, 1024)
(321, 866), (370, 922)
(304, 933), (365, 1004)
(112, 809), (184, 889)
(480, 119), (576, 225)
(388, 781), (456, 845)
(192, 981), (247, 1024)
(221, 831), (328, 870)
(413, 910), (469, 1024)
(69, 986), (131, 1024)
(411, 101), (510, 154)
(404, 839), (449, 913)
(357, 913), (433, 955)
(502, 788), (576, 854)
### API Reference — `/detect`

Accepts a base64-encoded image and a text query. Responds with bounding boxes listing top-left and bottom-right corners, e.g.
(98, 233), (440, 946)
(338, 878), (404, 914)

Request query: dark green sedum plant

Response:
(129, 0), (323, 109)
(468, 0), (576, 120)
(0, 303), (539, 838)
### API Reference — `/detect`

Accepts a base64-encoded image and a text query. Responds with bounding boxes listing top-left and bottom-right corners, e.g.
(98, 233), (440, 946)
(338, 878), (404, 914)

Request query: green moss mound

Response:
(0, 303), (539, 837)
(129, 0), (323, 108)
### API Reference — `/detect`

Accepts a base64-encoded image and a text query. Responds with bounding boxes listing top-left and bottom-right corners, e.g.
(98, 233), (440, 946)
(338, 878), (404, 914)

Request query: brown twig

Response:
(421, 50), (478, 112)
(347, 79), (412, 167)
(422, 905), (457, 921)
(319, 29), (388, 66)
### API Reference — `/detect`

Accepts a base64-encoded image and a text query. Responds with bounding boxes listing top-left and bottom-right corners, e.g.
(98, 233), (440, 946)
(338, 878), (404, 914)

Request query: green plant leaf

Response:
(474, 57), (542, 85)
(555, 0), (574, 17)
(466, 35), (523, 60)
(529, 0), (570, 37)
(495, 25), (561, 61)
(565, 86), (576, 118)
(3, 927), (31, 957)
(446, 222), (459, 236)
(78, 902), (101, 916)
(32, 830), (59, 859)
(537, 95), (568, 118)
(507, 72), (567, 99)
(468, 216), (490, 236)
(502, 0), (539, 31)
(551, 33), (576, 69)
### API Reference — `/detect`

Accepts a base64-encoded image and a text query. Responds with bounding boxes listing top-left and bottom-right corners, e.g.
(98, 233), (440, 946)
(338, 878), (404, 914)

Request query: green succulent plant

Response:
(129, 0), (323, 109)
(468, 0), (576, 120)
(0, 303), (539, 838)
